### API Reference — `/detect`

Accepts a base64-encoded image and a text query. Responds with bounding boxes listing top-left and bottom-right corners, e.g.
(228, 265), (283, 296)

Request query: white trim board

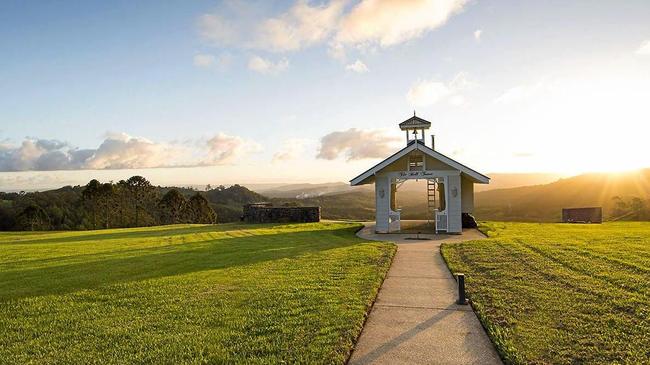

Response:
(385, 170), (460, 180)
(350, 141), (489, 186)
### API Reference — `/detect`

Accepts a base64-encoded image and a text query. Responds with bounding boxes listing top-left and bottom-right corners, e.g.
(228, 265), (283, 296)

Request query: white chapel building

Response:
(350, 115), (490, 234)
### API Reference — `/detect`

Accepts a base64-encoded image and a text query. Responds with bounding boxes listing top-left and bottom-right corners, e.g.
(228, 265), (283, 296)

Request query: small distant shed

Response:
(562, 207), (602, 223)
(242, 203), (320, 223)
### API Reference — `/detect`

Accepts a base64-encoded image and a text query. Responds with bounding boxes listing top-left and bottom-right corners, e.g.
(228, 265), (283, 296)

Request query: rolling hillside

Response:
(475, 169), (650, 221)
(270, 169), (650, 222)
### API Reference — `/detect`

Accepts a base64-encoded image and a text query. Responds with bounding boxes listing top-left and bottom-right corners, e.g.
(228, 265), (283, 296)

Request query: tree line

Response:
(611, 196), (650, 221)
(0, 176), (217, 231)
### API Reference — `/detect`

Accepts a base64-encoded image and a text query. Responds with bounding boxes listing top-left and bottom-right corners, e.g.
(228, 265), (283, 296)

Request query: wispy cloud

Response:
(494, 81), (547, 104)
(248, 55), (289, 74)
(197, 13), (240, 47)
(406, 72), (473, 107)
(317, 128), (401, 160)
(335, 0), (467, 47)
(474, 29), (482, 41)
(203, 133), (262, 165)
(253, 0), (346, 52)
(636, 40), (650, 55)
(272, 138), (309, 163)
(193, 52), (233, 70)
(198, 0), (345, 53)
(345, 59), (369, 73)
(193, 53), (216, 67)
(197, 0), (469, 65)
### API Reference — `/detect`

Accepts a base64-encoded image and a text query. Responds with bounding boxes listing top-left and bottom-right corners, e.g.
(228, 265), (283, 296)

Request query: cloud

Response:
(0, 134), (175, 171)
(636, 40), (650, 55)
(493, 81), (547, 104)
(193, 53), (216, 67)
(406, 72), (473, 107)
(317, 128), (401, 160)
(248, 55), (289, 74)
(193, 52), (233, 70)
(474, 29), (482, 41)
(272, 138), (308, 163)
(336, 0), (467, 47)
(0, 132), (260, 172)
(327, 41), (346, 61)
(345, 59), (369, 73)
(197, 0), (468, 57)
(83, 133), (178, 169)
(197, 13), (240, 47)
(407, 80), (451, 107)
(253, 0), (346, 52)
(198, 0), (345, 53)
(204, 133), (262, 165)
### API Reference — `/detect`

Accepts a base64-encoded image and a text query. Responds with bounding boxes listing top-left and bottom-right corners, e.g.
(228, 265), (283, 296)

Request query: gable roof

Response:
(399, 115), (431, 130)
(350, 140), (490, 186)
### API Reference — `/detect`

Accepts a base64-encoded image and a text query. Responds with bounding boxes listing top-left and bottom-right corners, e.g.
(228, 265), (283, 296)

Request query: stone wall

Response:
(242, 203), (320, 223)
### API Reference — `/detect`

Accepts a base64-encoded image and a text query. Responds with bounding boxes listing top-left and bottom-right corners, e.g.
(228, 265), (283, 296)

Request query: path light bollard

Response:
(456, 273), (468, 305)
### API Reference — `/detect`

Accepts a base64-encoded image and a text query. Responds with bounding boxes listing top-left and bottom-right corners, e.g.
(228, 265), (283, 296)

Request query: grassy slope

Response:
(0, 222), (395, 364)
(441, 222), (650, 364)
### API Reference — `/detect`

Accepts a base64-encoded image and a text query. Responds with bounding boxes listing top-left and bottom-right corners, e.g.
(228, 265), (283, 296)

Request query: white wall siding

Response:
(447, 175), (462, 233)
(461, 176), (474, 213)
(375, 174), (390, 233)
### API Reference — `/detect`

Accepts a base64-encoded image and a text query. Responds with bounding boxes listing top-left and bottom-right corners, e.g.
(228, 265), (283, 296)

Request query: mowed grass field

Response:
(442, 222), (650, 365)
(0, 222), (395, 364)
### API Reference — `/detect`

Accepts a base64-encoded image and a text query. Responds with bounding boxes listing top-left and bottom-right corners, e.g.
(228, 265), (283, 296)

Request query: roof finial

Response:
(413, 110), (416, 117)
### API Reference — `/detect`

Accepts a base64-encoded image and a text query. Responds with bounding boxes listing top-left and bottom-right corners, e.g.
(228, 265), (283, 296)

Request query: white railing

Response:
(436, 210), (448, 232)
(389, 209), (401, 232)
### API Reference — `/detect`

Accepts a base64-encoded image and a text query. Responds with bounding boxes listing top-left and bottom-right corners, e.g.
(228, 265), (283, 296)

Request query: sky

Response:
(1, 0), (650, 190)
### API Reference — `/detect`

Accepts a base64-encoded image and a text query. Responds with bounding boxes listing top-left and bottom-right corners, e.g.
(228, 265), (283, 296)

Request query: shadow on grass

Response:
(0, 223), (299, 246)
(0, 226), (364, 302)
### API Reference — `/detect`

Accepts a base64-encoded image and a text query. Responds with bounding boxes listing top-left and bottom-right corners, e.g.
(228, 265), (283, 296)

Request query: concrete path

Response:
(348, 224), (502, 365)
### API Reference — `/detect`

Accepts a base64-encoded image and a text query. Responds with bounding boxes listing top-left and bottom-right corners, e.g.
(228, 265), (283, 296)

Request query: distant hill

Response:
(204, 185), (267, 222)
(476, 173), (565, 192)
(3, 169), (647, 230)
(259, 169), (650, 223)
(256, 173), (565, 199)
(475, 169), (650, 221)
(258, 182), (371, 199)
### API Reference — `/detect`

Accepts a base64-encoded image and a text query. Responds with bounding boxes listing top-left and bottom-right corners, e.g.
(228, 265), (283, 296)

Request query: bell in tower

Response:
(398, 112), (432, 146)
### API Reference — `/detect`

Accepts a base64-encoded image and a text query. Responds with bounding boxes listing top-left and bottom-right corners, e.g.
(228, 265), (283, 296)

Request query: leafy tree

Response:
(114, 180), (131, 228)
(82, 179), (102, 229)
(630, 197), (647, 220)
(125, 176), (156, 227)
(16, 204), (50, 231)
(158, 189), (187, 224)
(184, 193), (217, 224)
(98, 182), (116, 229)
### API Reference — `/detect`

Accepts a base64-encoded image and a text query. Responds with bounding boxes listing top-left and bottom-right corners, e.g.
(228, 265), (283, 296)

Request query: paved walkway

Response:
(348, 224), (502, 365)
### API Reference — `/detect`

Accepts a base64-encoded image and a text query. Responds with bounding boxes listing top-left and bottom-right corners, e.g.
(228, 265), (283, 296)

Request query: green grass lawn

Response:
(442, 222), (650, 365)
(0, 222), (395, 364)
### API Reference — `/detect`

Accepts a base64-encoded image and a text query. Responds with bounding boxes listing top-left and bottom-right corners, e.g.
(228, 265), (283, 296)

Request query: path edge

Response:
(439, 237), (509, 365)
(343, 223), (397, 365)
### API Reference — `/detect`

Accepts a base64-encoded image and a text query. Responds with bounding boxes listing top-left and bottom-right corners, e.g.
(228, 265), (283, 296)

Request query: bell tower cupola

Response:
(399, 112), (432, 147)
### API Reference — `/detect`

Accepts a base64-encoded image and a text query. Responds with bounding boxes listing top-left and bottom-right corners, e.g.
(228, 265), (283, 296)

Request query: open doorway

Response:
(393, 179), (434, 233)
